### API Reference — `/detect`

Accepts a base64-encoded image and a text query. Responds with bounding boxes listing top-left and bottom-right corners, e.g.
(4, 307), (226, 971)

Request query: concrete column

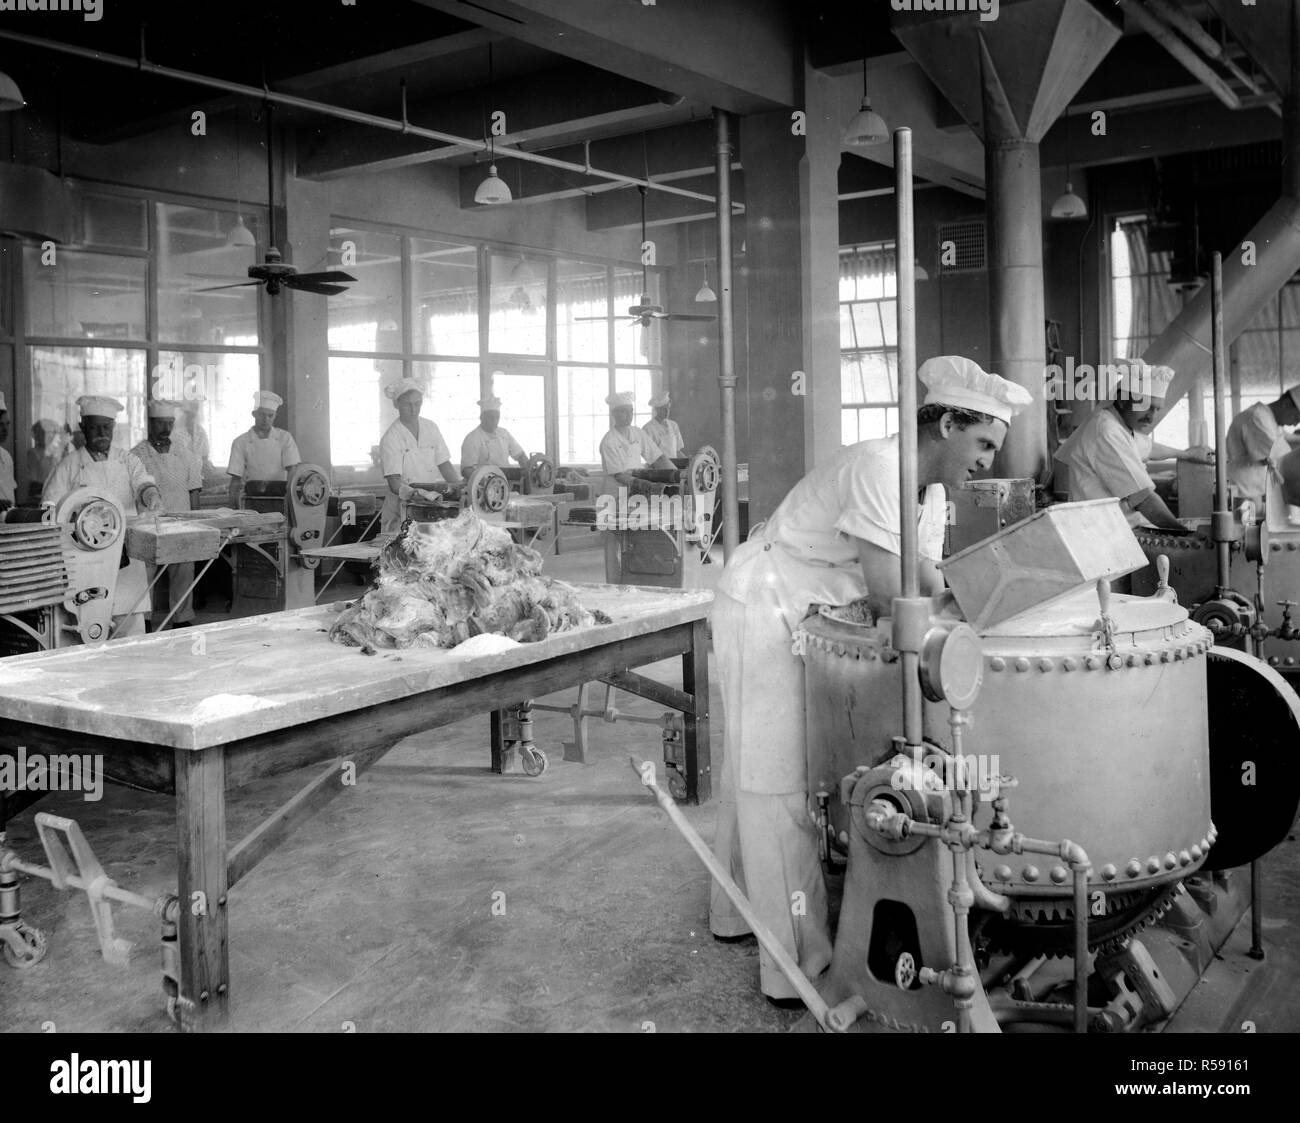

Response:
(985, 133), (1047, 481)
(799, 65), (843, 470)
(281, 153), (333, 469)
(741, 109), (808, 522)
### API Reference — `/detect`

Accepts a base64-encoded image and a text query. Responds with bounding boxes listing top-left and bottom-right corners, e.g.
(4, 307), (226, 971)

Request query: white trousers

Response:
(708, 585), (832, 999)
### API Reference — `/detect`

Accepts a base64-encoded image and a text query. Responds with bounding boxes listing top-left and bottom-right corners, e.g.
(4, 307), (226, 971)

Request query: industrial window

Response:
(16, 191), (267, 499)
(1110, 217), (1299, 451)
(840, 242), (899, 444)
(326, 225), (661, 477)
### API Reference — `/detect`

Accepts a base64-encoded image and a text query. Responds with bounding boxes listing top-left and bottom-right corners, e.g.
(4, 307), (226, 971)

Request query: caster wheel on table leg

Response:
(2, 924), (49, 969)
(521, 747), (548, 777)
(668, 771), (688, 801)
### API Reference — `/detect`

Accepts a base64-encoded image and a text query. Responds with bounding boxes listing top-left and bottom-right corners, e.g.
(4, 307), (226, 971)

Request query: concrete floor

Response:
(3, 540), (1299, 1033)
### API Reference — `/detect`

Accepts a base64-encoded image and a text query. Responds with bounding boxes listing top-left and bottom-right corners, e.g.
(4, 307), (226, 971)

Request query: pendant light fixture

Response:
(1051, 105), (1087, 220)
(227, 106), (257, 247)
(0, 71), (25, 112)
(694, 225), (716, 303)
(842, 54), (888, 151)
(474, 44), (512, 205)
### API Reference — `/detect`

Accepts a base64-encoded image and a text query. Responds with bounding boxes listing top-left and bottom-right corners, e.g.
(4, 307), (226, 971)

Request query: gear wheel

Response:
(983, 884), (1179, 959)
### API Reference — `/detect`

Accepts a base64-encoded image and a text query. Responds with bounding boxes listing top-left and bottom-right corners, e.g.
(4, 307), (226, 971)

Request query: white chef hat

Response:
(918, 356), (1033, 425)
(1114, 360), (1175, 405)
(478, 396), (502, 411)
(253, 390), (284, 413)
(648, 391), (670, 408)
(77, 395), (124, 420)
(606, 391), (636, 409)
(384, 377), (424, 403)
(147, 400), (178, 419)
(0, 392), (6, 412)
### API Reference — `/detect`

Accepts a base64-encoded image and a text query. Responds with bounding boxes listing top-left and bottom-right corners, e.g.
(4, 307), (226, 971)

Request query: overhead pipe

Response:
(1144, 0), (1300, 410)
(713, 110), (741, 562)
(0, 28), (727, 207)
(1119, 0), (1242, 110)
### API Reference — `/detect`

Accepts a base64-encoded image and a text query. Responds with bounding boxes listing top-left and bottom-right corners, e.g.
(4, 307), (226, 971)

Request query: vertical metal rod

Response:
(1073, 867), (1088, 1033)
(714, 109), (740, 562)
(896, 128), (918, 596)
(1211, 251), (1231, 591)
(894, 127), (924, 748)
(1249, 859), (1265, 959)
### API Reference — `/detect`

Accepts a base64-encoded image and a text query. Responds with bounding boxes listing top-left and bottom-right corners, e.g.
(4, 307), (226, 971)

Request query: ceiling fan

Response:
(200, 104), (356, 297)
(577, 186), (717, 328)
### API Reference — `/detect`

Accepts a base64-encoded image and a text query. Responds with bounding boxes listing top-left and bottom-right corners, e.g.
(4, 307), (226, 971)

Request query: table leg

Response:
(490, 709), (511, 774)
(682, 617), (712, 804)
(175, 748), (229, 1032)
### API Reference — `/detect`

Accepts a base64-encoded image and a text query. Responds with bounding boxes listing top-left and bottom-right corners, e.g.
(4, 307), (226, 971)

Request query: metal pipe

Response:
(896, 127), (919, 598)
(895, 127), (925, 750)
(1119, 1), (1242, 110)
(629, 757), (836, 1030)
(1211, 251), (1232, 591)
(714, 110), (741, 562)
(0, 28), (721, 206)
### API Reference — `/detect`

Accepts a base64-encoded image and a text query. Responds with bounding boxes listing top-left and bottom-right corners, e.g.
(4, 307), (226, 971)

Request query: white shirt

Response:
(42, 447), (156, 619)
(379, 417), (452, 534)
(1055, 407), (1155, 526)
(1226, 401), (1290, 505)
(171, 423), (212, 470)
(0, 447), (14, 506)
(132, 440), (201, 513)
(643, 417), (685, 460)
(599, 425), (664, 496)
(228, 427), (300, 481)
(461, 426), (524, 469)
(719, 437), (947, 629)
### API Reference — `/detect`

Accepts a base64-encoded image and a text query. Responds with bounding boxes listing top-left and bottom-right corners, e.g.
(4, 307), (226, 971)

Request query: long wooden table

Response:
(0, 584), (712, 1031)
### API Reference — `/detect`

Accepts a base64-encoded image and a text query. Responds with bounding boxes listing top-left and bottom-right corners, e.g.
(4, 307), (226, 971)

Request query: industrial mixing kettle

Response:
(798, 499), (1300, 1033)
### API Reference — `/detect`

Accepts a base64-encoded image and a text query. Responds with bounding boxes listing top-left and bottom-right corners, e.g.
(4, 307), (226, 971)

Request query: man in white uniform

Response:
(642, 391), (686, 460)
(227, 391), (301, 507)
(43, 395), (164, 638)
(709, 356), (1032, 1002)
(460, 396), (528, 470)
(171, 396), (217, 486)
(1054, 360), (1192, 531)
(1225, 386), (1300, 508)
(598, 391), (674, 582)
(0, 393), (15, 513)
(379, 378), (461, 534)
(132, 401), (202, 629)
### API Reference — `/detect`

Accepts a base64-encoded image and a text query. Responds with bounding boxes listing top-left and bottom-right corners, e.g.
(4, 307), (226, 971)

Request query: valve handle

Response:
(1277, 600), (1297, 609)
(1156, 554), (1170, 589)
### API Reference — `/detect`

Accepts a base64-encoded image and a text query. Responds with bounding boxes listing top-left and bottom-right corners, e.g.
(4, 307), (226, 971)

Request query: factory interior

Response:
(1, 0), (1300, 1049)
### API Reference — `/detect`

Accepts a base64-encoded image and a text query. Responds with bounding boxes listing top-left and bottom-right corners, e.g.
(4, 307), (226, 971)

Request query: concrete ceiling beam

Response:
(410, 0), (798, 113)
(297, 64), (683, 179)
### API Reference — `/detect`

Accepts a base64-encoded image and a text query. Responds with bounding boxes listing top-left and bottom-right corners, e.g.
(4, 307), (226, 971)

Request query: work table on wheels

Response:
(0, 585), (712, 751)
(0, 583), (713, 1031)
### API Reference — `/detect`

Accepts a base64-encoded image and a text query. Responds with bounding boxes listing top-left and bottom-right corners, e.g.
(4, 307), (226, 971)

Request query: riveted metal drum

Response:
(798, 589), (1215, 900)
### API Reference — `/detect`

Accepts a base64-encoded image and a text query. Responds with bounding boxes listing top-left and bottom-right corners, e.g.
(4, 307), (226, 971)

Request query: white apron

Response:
(380, 444), (446, 534)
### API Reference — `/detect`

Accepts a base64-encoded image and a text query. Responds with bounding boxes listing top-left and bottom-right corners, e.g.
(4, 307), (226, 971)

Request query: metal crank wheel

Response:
(467, 466), (509, 516)
(2, 924), (49, 969)
(521, 746), (548, 777)
(528, 454), (555, 492)
(73, 498), (123, 550)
